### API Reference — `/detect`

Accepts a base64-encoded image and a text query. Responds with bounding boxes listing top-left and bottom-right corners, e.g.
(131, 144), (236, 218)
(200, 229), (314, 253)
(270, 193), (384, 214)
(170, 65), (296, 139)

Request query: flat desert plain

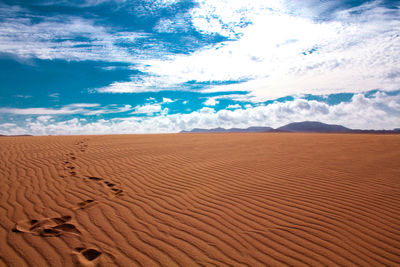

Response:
(0, 133), (400, 267)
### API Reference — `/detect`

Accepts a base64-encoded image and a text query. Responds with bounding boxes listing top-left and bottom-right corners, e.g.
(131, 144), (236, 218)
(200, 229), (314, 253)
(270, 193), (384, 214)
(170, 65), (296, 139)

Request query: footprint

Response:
(53, 223), (80, 234)
(51, 215), (72, 224)
(70, 171), (77, 176)
(12, 219), (39, 233)
(88, 177), (102, 181)
(73, 247), (102, 266)
(111, 188), (124, 196)
(12, 215), (78, 237)
(40, 228), (63, 236)
(104, 181), (115, 187)
(85, 176), (124, 197)
(74, 199), (97, 210)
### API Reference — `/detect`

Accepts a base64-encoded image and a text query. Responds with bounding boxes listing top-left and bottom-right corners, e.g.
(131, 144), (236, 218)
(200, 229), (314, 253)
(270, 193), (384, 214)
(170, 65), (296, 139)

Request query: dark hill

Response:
(180, 122), (399, 134)
(276, 121), (351, 133)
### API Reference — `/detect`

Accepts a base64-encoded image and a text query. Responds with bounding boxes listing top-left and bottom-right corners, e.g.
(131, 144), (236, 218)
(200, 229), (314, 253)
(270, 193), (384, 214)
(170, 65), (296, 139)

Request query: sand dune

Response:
(0, 133), (400, 266)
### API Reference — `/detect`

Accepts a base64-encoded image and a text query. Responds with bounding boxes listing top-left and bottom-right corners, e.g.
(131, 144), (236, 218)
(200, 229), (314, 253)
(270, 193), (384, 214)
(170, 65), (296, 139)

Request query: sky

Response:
(0, 0), (399, 135)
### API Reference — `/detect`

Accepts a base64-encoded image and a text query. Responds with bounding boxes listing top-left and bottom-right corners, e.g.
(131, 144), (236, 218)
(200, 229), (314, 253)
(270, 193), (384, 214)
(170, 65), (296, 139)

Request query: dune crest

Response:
(1, 133), (400, 266)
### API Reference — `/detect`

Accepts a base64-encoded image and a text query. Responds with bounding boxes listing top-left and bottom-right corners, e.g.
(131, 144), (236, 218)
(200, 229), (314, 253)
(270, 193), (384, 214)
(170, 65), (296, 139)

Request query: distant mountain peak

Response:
(276, 121), (351, 133)
(180, 121), (399, 134)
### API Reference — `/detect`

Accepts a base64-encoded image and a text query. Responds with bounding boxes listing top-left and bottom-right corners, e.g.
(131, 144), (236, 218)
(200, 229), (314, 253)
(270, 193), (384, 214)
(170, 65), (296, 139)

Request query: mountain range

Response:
(181, 121), (400, 134)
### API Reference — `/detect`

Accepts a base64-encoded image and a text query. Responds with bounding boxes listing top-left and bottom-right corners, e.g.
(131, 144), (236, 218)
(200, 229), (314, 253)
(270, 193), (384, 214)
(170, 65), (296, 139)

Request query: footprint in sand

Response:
(62, 155), (77, 175)
(12, 215), (80, 236)
(85, 176), (125, 197)
(104, 181), (115, 187)
(73, 247), (102, 266)
(111, 188), (124, 196)
(75, 140), (88, 152)
(74, 199), (97, 210)
(88, 176), (103, 181)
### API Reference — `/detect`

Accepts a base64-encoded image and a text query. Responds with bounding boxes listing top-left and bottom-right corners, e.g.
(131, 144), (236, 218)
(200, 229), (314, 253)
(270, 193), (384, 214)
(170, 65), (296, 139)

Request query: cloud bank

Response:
(1, 91), (398, 135)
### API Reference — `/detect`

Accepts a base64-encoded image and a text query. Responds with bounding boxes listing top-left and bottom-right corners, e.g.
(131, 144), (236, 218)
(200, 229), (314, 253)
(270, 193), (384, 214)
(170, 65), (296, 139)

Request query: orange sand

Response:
(0, 133), (399, 266)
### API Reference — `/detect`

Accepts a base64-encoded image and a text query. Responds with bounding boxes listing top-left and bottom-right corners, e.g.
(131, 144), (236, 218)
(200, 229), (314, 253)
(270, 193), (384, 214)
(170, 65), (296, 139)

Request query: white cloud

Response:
(99, 1), (400, 100)
(131, 103), (163, 115)
(162, 97), (174, 103)
(190, 0), (284, 38)
(0, 103), (132, 116)
(14, 94), (32, 99)
(153, 0), (180, 8)
(33, 0), (126, 7)
(2, 1), (399, 101)
(211, 94), (257, 102)
(0, 14), (148, 63)
(37, 115), (52, 123)
(66, 103), (100, 108)
(204, 97), (219, 106)
(1, 91), (398, 135)
(128, 99), (172, 116)
(97, 77), (169, 93)
(0, 107), (81, 115)
(49, 93), (60, 98)
(0, 123), (17, 128)
(154, 13), (191, 33)
(226, 104), (241, 109)
(84, 104), (132, 115)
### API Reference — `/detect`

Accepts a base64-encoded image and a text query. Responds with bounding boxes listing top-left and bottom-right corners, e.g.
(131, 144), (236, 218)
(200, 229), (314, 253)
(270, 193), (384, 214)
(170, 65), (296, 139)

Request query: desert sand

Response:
(0, 133), (399, 266)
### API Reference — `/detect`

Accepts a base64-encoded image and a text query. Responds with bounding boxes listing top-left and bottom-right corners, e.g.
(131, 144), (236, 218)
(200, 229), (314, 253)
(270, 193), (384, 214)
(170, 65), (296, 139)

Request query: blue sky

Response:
(0, 0), (399, 135)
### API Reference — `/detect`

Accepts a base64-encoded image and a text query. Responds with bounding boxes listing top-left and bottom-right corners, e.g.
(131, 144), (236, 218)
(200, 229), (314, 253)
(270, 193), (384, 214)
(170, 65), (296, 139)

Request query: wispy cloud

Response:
(14, 94), (32, 99)
(2, 1), (399, 100)
(0, 103), (133, 115)
(49, 93), (60, 98)
(98, 0), (400, 100)
(131, 103), (164, 115)
(97, 78), (166, 93)
(67, 103), (100, 108)
(154, 13), (192, 33)
(84, 104), (132, 115)
(0, 107), (82, 115)
(0, 10), (148, 62)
